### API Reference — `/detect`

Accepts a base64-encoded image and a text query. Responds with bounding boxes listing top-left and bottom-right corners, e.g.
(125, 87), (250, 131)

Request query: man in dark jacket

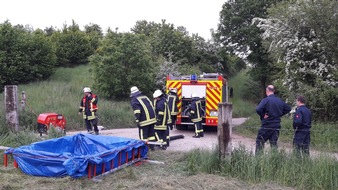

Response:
(293, 95), (312, 156)
(130, 86), (156, 150)
(255, 85), (291, 153)
(190, 93), (204, 138)
(78, 87), (99, 135)
(167, 88), (179, 130)
(153, 89), (171, 149)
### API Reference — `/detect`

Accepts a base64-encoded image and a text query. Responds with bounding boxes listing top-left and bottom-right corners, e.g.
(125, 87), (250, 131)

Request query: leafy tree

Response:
(155, 53), (181, 89)
(131, 20), (196, 65)
(214, 0), (281, 98)
(84, 23), (103, 52)
(44, 26), (57, 36)
(0, 21), (56, 90)
(90, 31), (154, 100)
(51, 21), (93, 66)
(254, 0), (338, 121)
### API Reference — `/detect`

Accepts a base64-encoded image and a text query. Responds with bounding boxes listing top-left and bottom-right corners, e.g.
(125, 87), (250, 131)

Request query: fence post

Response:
(4, 85), (19, 132)
(217, 102), (233, 158)
(21, 91), (26, 111)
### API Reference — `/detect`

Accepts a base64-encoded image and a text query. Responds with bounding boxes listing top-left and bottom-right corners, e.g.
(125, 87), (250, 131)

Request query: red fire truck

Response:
(166, 73), (228, 129)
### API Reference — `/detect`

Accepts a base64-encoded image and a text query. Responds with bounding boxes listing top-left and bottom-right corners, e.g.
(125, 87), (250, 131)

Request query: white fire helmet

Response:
(153, 89), (163, 98)
(169, 88), (177, 93)
(130, 86), (139, 94)
(83, 87), (91, 93)
(191, 93), (198, 98)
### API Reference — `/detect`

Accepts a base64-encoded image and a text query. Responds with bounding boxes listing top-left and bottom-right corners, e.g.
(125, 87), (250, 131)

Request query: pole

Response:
(20, 91), (26, 111)
(4, 85), (19, 132)
(217, 102), (233, 158)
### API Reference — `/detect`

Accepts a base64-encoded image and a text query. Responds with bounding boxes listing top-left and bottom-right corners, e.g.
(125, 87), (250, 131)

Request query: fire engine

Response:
(166, 73), (228, 129)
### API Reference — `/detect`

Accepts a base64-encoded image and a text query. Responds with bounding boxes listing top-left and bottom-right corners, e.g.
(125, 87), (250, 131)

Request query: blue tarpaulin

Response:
(4, 134), (148, 178)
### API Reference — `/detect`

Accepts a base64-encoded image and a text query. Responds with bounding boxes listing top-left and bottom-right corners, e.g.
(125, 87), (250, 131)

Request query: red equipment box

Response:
(37, 113), (66, 136)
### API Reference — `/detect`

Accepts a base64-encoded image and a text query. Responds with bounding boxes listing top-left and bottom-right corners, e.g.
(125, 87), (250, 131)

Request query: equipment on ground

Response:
(37, 112), (66, 136)
(166, 73), (229, 130)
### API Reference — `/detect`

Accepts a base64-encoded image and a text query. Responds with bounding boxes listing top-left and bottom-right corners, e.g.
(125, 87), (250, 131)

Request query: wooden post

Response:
(4, 85), (19, 132)
(217, 102), (233, 158)
(20, 91), (26, 111)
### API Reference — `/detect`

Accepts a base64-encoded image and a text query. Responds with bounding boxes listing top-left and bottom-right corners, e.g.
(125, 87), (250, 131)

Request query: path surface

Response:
(67, 118), (338, 159)
(67, 118), (253, 152)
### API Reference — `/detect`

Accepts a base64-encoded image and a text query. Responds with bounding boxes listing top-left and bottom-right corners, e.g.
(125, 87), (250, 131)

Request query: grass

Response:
(228, 70), (256, 118)
(234, 116), (338, 152)
(0, 65), (337, 189)
(0, 64), (135, 134)
(0, 150), (296, 190)
(185, 147), (338, 190)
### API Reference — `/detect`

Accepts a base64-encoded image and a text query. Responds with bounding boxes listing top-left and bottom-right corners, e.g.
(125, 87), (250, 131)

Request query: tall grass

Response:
(0, 64), (135, 135)
(228, 70), (256, 117)
(185, 147), (338, 190)
(234, 116), (338, 152)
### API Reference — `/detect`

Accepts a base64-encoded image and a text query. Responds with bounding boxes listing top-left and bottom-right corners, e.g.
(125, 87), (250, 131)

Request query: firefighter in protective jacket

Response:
(190, 93), (204, 138)
(78, 87), (99, 135)
(153, 89), (172, 149)
(130, 86), (156, 150)
(167, 88), (179, 130)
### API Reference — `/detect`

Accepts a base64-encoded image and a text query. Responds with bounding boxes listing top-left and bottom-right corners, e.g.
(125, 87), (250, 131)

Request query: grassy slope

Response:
(0, 64), (135, 132)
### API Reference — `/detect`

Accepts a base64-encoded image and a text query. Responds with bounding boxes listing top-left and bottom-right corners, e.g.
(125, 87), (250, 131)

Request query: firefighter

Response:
(153, 89), (172, 149)
(190, 93), (204, 138)
(78, 87), (99, 135)
(130, 86), (157, 151)
(167, 88), (179, 130)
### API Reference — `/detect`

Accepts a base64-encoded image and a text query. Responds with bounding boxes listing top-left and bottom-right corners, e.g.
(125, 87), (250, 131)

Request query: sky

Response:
(1, 0), (225, 40)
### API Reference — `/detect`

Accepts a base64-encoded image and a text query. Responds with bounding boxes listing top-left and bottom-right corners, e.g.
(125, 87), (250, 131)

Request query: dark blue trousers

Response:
(255, 127), (280, 154)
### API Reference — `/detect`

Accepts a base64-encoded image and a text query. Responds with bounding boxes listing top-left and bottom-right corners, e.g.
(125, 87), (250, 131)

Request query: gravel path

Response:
(67, 118), (338, 159)
(68, 118), (254, 152)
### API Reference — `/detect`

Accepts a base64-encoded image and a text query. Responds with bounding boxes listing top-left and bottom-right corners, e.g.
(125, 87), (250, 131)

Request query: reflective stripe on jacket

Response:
(131, 94), (156, 127)
(154, 96), (172, 130)
(167, 93), (179, 115)
(79, 93), (98, 120)
(190, 98), (202, 123)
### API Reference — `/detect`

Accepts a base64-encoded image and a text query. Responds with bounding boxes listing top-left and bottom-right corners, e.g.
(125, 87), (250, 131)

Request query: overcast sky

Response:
(1, 0), (225, 40)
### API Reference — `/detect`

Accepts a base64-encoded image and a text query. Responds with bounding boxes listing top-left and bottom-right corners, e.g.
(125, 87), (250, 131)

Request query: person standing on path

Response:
(167, 88), (179, 130)
(293, 95), (312, 156)
(153, 89), (171, 149)
(190, 93), (204, 138)
(255, 85), (291, 154)
(130, 86), (157, 151)
(78, 87), (100, 135)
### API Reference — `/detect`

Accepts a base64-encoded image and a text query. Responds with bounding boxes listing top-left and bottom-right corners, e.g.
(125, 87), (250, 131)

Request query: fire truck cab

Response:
(166, 73), (228, 129)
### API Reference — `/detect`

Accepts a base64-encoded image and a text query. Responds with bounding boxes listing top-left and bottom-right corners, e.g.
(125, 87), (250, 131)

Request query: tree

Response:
(0, 21), (56, 90)
(131, 20), (196, 65)
(254, 0), (338, 121)
(155, 53), (181, 89)
(90, 31), (154, 100)
(51, 21), (93, 66)
(214, 0), (281, 98)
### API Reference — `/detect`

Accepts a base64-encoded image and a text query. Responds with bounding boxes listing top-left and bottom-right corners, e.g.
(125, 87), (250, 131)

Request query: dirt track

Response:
(68, 118), (338, 159)
(68, 118), (256, 152)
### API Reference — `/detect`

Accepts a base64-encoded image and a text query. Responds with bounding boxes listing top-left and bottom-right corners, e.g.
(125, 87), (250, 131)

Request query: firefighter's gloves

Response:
(169, 125), (173, 130)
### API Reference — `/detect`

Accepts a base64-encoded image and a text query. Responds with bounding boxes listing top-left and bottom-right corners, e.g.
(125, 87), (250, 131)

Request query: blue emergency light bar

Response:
(190, 74), (197, 81)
